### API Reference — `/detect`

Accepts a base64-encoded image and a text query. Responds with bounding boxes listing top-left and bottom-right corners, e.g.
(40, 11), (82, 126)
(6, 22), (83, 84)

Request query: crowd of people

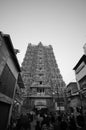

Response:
(7, 109), (86, 130)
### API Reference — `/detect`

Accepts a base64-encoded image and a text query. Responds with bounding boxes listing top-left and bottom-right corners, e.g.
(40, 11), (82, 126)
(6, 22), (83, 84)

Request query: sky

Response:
(0, 0), (86, 85)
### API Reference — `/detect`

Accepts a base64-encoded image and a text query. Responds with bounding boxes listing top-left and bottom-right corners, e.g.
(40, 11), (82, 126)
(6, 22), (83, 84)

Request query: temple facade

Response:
(21, 42), (65, 112)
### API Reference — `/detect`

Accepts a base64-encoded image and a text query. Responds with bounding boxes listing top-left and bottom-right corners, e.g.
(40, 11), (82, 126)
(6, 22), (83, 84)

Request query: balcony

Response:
(28, 92), (52, 98)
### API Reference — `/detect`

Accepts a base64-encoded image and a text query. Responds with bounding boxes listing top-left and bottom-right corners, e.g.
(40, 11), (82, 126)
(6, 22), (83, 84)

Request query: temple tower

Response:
(21, 42), (65, 112)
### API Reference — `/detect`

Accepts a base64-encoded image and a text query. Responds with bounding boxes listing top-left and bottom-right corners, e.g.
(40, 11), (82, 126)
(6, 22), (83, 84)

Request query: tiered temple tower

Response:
(21, 42), (65, 112)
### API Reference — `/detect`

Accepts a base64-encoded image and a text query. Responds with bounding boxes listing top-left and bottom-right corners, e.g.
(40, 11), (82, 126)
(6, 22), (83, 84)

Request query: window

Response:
(39, 73), (43, 76)
(40, 81), (42, 84)
(39, 67), (42, 70)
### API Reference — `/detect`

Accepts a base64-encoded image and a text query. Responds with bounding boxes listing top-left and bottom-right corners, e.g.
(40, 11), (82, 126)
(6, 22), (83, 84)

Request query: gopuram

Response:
(21, 42), (65, 112)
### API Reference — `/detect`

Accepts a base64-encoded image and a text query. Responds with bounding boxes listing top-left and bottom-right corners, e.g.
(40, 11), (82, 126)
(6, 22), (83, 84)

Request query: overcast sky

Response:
(0, 0), (86, 84)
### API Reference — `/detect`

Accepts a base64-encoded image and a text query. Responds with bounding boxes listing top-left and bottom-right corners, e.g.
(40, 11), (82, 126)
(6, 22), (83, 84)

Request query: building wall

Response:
(0, 35), (19, 100)
(76, 63), (86, 81)
(7, 58), (18, 79)
(0, 35), (9, 75)
(66, 83), (81, 114)
(0, 34), (20, 129)
(0, 64), (16, 98)
(74, 57), (86, 115)
(0, 35), (18, 79)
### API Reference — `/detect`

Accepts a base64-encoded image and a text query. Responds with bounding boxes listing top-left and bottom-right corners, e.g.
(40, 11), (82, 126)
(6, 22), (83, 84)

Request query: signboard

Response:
(56, 106), (65, 110)
(35, 99), (46, 106)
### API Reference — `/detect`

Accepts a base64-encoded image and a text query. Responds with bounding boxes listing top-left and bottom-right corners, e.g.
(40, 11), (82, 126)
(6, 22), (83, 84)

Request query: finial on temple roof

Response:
(83, 43), (86, 55)
(38, 41), (43, 46)
(49, 45), (53, 49)
(14, 49), (20, 55)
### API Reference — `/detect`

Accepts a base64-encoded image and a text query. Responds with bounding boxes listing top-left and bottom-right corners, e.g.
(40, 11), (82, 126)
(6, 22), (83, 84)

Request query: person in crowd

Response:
(35, 120), (41, 130)
(68, 115), (77, 130)
(41, 113), (54, 130)
(16, 113), (31, 130)
(76, 113), (85, 130)
(60, 117), (68, 130)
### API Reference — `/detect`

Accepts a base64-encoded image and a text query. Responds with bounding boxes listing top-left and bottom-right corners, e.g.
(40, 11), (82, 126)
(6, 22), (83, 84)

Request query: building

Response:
(21, 42), (65, 113)
(66, 82), (81, 115)
(73, 54), (86, 114)
(0, 32), (24, 130)
(12, 73), (24, 120)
